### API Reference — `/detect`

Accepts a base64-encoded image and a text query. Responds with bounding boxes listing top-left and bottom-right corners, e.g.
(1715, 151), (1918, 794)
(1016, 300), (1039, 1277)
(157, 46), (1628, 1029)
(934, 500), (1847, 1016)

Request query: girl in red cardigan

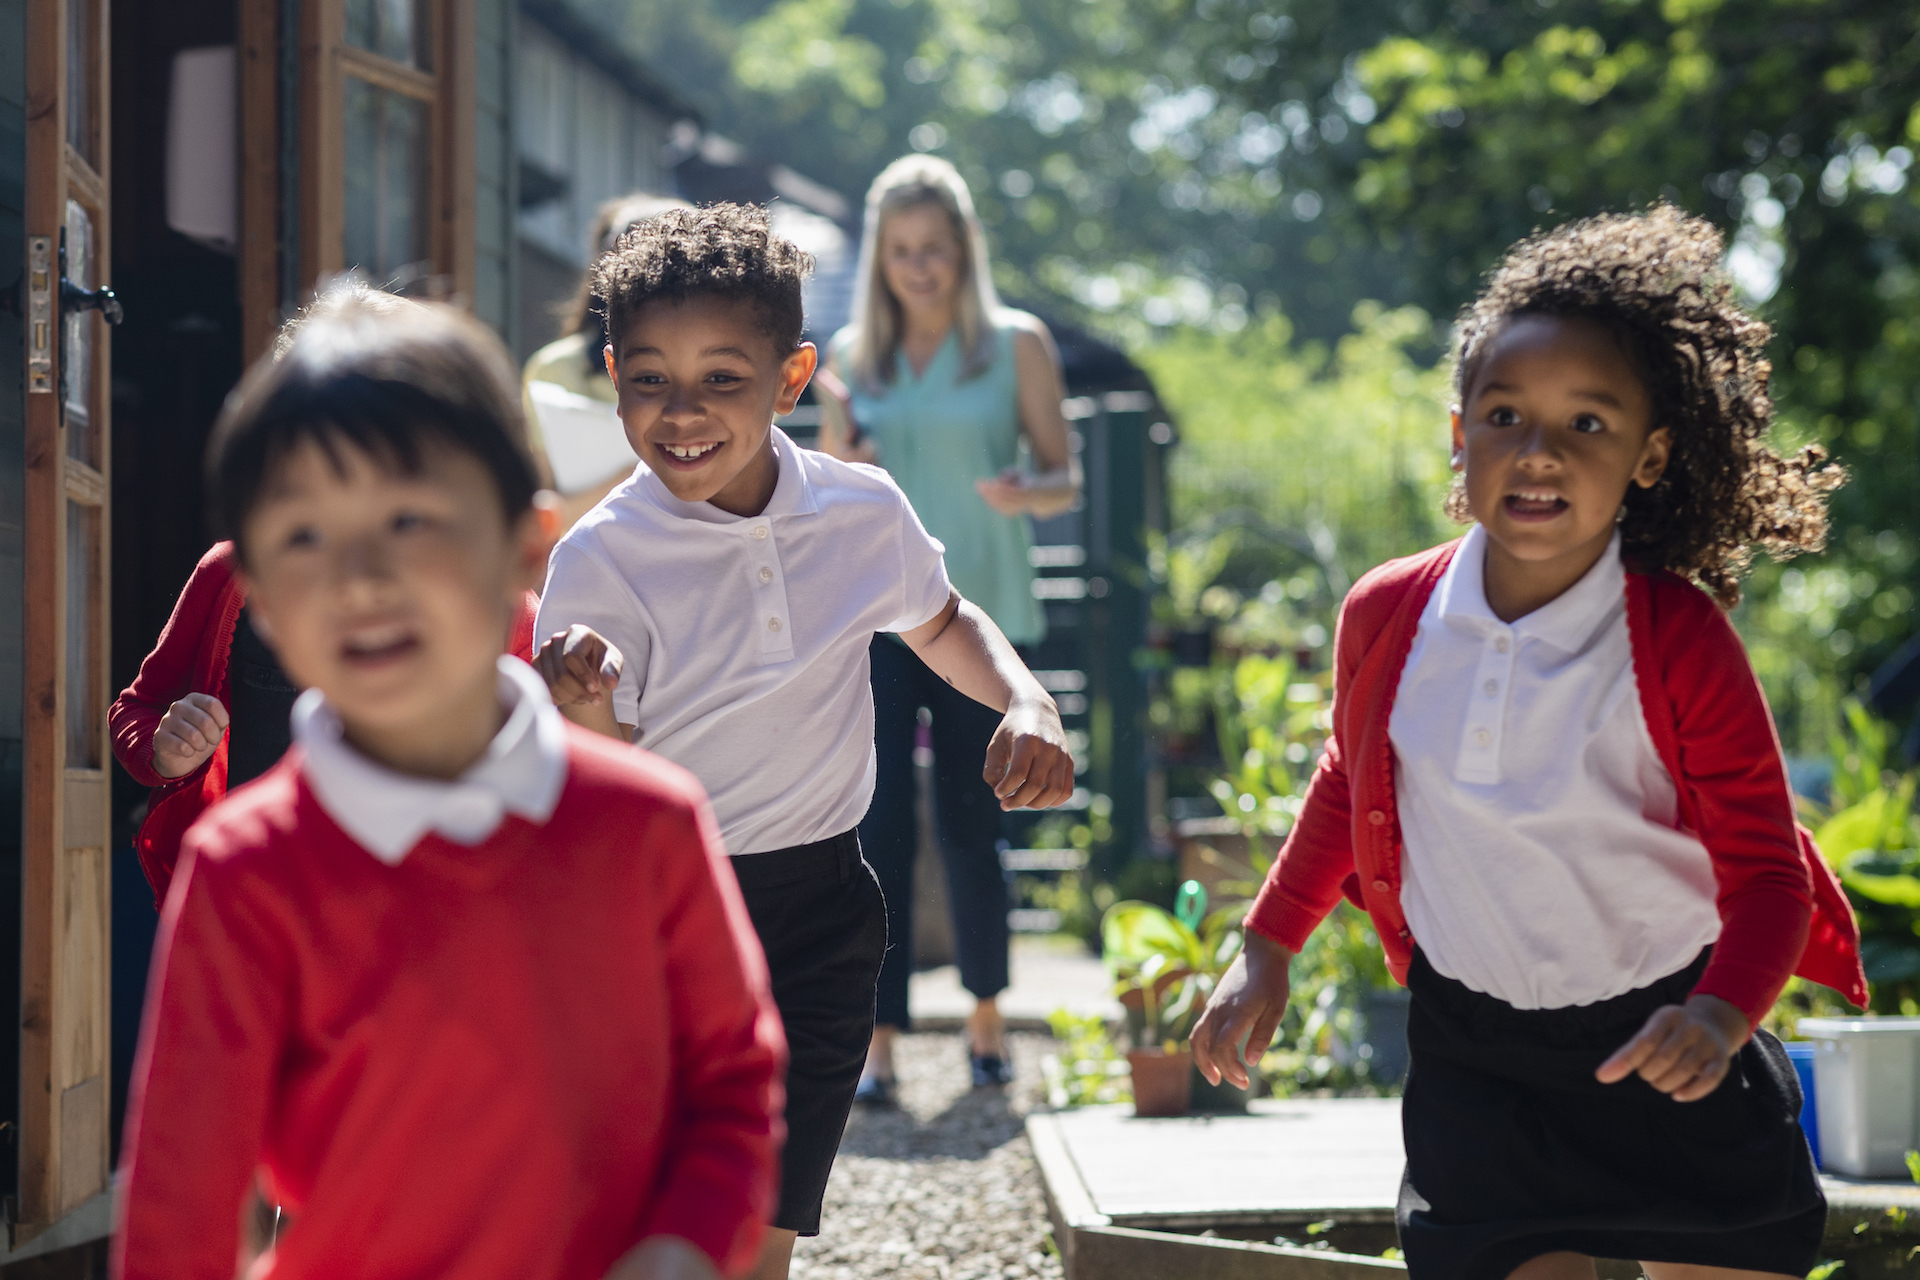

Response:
(1193, 207), (1865, 1280)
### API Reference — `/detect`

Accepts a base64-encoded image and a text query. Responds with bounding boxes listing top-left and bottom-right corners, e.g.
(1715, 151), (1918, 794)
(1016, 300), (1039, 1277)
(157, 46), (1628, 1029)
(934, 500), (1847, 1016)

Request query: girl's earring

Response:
(1450, 449), (1464, 472)
(1615, 503), (1628, 524)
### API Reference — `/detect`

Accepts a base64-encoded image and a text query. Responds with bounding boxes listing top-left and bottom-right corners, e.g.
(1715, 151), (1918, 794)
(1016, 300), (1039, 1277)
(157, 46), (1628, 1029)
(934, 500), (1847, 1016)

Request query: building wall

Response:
(473, 0), (517, 347)
(511, 14), (680, 362)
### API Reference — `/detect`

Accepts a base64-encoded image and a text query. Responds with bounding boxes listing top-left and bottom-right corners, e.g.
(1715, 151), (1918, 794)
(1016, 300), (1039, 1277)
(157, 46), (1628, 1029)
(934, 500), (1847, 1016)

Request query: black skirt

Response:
(1397, 947), (1824, 1279)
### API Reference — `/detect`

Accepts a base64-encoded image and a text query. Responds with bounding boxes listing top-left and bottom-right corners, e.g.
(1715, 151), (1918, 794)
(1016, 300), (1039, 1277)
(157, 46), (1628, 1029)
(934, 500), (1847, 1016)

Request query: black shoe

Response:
(970, 1051), (1014, 1088)
(853, 1073), (897, 1107)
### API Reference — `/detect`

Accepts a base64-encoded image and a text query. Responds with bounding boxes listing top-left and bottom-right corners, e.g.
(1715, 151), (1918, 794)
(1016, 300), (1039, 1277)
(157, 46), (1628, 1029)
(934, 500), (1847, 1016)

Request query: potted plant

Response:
(1102, 884), (1252, 1115)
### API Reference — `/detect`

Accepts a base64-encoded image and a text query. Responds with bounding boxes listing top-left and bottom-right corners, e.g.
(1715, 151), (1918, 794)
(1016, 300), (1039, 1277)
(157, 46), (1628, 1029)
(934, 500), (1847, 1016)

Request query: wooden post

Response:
(299, 0), (344, 291)
(239, 0), (281, 364)
(441, 0), (476, 306)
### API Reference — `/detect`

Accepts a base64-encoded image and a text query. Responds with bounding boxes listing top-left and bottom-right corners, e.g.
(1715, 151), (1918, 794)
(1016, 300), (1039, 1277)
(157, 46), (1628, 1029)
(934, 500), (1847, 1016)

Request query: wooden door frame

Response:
(19, 0), (114, 1240)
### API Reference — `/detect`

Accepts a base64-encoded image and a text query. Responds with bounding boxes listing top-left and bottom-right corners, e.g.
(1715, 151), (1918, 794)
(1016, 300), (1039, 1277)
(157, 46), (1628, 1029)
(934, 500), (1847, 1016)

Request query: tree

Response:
(596, 0), (1919, 739)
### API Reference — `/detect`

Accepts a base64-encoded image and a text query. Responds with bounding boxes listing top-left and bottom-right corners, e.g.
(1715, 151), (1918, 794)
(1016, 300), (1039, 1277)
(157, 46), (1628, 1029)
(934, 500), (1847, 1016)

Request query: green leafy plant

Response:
(1042, 1010), (1132, 1108)
(1259, 902), (1399, 1096)
(1101, 891), (1248, 1051)
(1804, 700), (1920, 1013)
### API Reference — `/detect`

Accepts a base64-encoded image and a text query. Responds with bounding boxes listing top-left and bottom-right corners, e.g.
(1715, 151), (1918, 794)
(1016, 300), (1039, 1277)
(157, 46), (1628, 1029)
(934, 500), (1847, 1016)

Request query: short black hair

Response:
(593, 203), (813, 359)
(1449, 204), (1842, 608)
(208, 283), (539, 561)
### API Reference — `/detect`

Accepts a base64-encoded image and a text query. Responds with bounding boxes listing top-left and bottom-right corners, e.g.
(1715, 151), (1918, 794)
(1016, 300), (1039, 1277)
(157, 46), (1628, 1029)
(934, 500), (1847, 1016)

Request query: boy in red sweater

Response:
(114, 288), (784, 1280)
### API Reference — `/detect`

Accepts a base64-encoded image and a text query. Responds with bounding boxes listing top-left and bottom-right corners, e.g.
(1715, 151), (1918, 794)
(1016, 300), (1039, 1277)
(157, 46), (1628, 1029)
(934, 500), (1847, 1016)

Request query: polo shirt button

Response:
(758, 566), (773, 584)
(1482, 679), (1498, 696)
(1366, 809), (1386, 826)
(1372, 878), (1390, 893)
(753, 526), (769, 540)
(1473, 728), (1491, 746)
(1495, 635), (1509, 653)
(767, 617), (782, 633)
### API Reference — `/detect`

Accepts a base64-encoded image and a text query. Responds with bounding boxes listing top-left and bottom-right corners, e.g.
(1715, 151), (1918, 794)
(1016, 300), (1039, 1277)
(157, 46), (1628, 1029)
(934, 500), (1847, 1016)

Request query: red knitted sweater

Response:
(115, 729), (784, 1280)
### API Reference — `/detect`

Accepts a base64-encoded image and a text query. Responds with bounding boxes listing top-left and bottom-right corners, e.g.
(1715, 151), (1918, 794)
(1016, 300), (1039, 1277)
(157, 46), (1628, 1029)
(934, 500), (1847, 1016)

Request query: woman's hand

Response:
(975, 469), (1031, 516)
(1190, 930), (1296, 1089)
(153, 692), (230, 779)
(1595, 994), (1749, 1102)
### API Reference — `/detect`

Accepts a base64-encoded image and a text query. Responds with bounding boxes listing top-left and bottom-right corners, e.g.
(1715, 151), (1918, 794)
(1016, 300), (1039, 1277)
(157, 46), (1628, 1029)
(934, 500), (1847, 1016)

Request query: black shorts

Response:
(731, 830), (887, 1236)
(1397, 947), (1824, 1279)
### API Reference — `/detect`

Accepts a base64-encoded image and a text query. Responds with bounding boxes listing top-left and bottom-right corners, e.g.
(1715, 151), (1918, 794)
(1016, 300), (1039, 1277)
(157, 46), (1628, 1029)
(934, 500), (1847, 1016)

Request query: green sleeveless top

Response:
(832, 314), (1044, 645)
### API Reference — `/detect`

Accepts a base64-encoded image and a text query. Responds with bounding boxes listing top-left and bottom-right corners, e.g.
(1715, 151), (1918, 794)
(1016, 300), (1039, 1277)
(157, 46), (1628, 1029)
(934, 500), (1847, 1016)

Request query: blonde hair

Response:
(845, 154), (1001, 391)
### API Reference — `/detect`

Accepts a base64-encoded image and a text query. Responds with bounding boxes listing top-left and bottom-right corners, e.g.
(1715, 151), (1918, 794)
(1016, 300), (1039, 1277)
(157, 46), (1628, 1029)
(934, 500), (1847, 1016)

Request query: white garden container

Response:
(1796, 1017), (1920, 1178)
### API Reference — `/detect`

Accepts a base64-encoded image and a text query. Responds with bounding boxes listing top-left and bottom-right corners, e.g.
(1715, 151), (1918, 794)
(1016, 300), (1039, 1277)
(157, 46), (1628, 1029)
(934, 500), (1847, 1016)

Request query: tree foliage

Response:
(593, 0), (1919, 736)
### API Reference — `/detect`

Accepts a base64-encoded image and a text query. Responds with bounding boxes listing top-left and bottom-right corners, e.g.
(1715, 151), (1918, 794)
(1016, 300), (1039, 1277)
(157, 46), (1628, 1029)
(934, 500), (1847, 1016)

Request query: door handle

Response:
(58, 241), (122, 326)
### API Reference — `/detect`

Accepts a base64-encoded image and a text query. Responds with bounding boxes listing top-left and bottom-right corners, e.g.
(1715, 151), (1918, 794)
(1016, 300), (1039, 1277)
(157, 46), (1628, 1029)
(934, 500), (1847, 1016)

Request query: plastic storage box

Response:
(1797, 1017), (1920, 1177)
(1782, 1041), (1821, 1169)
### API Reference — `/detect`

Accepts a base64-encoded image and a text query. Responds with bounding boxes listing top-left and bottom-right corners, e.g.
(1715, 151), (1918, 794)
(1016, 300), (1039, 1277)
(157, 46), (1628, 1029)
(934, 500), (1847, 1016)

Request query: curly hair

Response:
(1447, 204), (1842, 607)
(593, 203), (812, 359)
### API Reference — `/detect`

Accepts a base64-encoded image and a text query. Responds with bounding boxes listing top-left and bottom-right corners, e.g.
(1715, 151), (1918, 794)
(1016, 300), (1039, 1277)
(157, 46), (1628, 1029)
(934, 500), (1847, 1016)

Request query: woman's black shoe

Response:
(970, 1051), (1014, 1087)
(853, 1073), (897, 1107)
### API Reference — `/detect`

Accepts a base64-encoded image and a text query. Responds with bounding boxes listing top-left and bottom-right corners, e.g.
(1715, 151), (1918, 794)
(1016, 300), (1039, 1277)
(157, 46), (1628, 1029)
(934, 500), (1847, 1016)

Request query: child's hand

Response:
(1190, 930), (1295, 1089)
(601, 1236), (719, 1280)
(152, 693), (230, 779)
(1595, 993), (1749, 1102)
(534, 625), (624, 708)
(983, 696), (1076, 810)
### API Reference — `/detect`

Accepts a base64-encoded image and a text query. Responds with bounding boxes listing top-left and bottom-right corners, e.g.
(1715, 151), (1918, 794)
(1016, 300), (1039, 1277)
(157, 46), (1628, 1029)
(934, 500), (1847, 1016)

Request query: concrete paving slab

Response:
(909, 934), (1120, 1029)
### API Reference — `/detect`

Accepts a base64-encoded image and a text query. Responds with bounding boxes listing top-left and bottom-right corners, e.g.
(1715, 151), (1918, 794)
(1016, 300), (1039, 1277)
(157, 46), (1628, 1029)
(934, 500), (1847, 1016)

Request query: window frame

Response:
(296, 0), (475, 307)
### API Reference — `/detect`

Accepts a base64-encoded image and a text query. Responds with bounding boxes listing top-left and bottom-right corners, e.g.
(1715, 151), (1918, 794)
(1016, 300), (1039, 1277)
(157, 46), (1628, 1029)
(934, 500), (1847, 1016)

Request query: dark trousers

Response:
(859, 635), (1011, 1030)
(731, 831), (887, 1236)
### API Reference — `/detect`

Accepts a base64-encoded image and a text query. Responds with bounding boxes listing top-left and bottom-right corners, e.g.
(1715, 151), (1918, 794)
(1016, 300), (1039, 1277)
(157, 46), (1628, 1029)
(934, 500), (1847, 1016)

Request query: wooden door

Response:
(20, 0), (115, 1238)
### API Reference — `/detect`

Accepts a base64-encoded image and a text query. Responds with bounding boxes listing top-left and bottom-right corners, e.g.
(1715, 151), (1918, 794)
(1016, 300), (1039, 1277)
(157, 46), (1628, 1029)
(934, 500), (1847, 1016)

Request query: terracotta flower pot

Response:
(1128, 1047), (1194, 1117)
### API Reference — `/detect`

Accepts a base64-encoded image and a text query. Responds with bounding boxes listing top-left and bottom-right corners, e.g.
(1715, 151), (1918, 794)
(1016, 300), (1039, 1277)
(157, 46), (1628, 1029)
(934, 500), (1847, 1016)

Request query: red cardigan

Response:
(111, 542), (542, 903)
(115, 730), (784, 1280)
(1245, 539), (1868, 1025)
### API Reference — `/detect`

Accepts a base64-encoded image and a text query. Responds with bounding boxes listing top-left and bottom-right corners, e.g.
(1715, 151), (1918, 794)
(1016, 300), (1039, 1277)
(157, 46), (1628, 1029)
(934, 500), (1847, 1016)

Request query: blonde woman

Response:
(820, 154), (1080, 1101)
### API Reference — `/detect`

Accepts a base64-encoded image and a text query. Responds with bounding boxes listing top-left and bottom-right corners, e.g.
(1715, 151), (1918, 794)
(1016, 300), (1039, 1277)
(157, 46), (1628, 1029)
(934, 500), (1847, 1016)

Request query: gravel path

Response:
(792, 1031), (1066, 1280)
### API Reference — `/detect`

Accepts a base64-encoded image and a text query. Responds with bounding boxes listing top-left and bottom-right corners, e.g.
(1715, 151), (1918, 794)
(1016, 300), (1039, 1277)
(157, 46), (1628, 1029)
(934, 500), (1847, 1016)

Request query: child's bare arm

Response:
(899, 592), (1075, 811)
(1595, 994), (1749, 1103)
(1190, 930), (1296, 1089)
(533, 625), (634, 743)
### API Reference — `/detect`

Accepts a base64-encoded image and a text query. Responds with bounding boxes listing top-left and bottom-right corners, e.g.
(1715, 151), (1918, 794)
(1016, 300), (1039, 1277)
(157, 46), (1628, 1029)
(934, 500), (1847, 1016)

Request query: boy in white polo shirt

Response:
(532, 204), (1074, 1280)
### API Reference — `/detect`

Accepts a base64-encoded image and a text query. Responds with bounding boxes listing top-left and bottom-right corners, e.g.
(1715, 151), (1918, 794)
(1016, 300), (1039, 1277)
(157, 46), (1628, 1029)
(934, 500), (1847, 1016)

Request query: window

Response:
(296, 0), (472, 300)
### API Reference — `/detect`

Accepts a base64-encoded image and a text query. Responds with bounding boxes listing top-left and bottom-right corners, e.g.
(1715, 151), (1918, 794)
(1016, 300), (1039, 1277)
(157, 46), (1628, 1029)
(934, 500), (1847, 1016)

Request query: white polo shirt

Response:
(1388, 524), (1722, 1010)
(536, 429), (953, 856)
(294, 656), (569, 863)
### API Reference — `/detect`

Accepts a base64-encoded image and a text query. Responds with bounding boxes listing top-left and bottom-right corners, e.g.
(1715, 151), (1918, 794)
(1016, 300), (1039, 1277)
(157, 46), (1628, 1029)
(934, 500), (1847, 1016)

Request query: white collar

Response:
(1439, 523), (1625, 652)
(294, 657), (569, 864)
(635, 427), (819, 526)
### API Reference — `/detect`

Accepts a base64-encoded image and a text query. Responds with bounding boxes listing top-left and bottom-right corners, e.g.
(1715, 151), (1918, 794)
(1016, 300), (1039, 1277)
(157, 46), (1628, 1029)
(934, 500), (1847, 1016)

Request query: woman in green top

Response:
(820, 154), (1079, 1100)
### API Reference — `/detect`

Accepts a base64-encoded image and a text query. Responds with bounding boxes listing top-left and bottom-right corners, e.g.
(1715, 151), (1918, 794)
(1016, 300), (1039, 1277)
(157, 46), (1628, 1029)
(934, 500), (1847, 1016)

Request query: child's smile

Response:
(607, 294), (817, 517)
(1452, 313), (1671, 619)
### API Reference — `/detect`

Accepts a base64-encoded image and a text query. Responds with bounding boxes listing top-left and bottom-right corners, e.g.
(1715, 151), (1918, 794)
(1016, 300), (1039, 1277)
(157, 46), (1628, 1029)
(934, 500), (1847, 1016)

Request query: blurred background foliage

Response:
(589, 0), (1920, 758)
(598, 0), (1920, 1011)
